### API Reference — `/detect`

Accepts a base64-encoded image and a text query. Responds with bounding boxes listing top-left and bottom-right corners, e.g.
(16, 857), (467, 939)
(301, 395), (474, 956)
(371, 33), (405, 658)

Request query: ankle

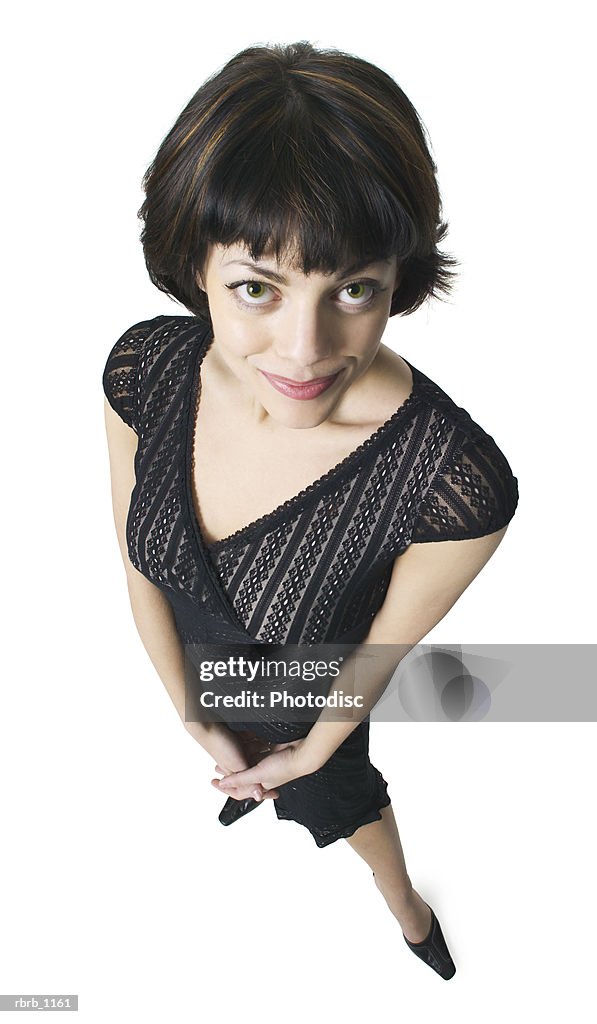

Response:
(373, 874), (433, 939)
(400, 891), (433, 943)
(373, 871), (414, 911)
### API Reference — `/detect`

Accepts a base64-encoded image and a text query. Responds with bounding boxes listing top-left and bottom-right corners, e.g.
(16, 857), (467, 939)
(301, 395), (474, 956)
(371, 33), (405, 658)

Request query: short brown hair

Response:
(138, 41), (458, 318)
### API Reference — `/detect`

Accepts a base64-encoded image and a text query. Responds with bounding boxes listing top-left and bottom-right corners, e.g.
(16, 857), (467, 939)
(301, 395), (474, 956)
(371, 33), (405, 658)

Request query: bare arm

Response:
(104, 396), (192, 724)
(103, 397), (279, 797)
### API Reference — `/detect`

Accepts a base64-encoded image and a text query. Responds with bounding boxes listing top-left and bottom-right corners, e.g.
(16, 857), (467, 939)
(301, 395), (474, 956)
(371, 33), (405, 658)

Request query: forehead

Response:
(207, 241), (394, 278)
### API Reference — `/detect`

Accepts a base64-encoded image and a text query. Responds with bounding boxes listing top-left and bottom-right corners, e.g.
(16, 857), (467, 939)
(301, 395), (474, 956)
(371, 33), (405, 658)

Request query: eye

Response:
(338, 282), (376, 305)
(243, 281), (271, 302)
(226, 280), (274, 305)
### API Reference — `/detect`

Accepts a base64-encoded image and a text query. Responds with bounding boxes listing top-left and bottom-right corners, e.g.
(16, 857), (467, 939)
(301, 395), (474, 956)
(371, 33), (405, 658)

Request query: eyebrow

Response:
(222, 257), (392, 284)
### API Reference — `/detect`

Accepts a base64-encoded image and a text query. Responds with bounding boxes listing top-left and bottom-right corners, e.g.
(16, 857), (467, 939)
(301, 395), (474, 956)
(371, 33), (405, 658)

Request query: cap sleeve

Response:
(102, 318), (156, 434)
(411, 430), (519, 543)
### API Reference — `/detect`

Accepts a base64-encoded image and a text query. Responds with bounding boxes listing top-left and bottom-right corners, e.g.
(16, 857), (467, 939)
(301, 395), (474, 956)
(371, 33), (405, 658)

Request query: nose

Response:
(272, 300), (333, 373)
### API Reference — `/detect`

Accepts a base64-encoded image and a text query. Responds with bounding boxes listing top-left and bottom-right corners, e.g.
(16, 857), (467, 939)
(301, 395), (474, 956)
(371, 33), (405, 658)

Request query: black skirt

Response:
(227, 716), (391, 848)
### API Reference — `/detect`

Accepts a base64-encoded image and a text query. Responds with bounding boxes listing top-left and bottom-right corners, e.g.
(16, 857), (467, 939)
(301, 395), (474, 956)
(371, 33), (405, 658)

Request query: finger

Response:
(211, 779), (279, 801)
(211, 779), (260, 798)
(213, 784), (253, 800)
(211, 777), (262, 795)
(218, 766), (261, 790)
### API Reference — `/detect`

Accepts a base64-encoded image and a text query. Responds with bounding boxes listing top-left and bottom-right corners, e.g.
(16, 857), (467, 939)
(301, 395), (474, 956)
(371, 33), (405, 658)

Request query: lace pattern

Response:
(103, 314), (519, 645)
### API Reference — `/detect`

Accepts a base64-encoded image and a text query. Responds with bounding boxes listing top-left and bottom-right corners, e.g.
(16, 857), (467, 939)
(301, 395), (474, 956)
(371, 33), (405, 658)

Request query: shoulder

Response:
(102, 314), (209, 433)
(102, 314), (170, 432)
(406, 362), (520, 543)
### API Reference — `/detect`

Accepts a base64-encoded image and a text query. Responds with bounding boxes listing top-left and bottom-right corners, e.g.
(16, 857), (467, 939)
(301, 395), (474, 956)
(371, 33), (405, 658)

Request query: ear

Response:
(194, 267), (206, 292)
(393, 260), (402, 292)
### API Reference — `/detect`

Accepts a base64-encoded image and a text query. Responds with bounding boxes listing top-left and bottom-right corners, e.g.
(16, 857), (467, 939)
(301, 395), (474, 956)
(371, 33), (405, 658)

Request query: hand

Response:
(212, 738), (317, 802)
(186, 721), (279, 802)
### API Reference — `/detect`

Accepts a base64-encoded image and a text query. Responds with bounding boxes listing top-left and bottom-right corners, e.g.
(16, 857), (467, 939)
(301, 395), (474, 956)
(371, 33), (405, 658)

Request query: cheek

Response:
(346, 315), (387, 355)
(210, 306), (269, 360)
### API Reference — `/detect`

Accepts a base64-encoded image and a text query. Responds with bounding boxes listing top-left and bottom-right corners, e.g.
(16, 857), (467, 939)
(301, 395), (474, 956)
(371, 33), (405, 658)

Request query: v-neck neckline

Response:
(184, 321), (423, 558)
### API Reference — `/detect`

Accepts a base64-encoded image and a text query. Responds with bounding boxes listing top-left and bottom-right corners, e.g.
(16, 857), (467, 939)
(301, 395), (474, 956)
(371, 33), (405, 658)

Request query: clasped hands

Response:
(210, 729), (316, 802)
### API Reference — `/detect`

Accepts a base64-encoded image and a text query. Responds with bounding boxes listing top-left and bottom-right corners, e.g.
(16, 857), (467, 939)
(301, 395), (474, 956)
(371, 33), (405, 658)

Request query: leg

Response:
(345, 803), (433, 943)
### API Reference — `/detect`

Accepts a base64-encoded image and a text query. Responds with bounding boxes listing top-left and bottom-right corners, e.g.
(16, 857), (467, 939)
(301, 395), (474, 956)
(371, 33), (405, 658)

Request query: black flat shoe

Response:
(372, 873), (456, 981)
(218, 796), (263, 826)
(403, 902), (456, 980)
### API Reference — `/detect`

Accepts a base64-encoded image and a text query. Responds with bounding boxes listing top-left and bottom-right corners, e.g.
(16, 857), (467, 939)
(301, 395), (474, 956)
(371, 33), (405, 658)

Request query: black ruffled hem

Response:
(274, 792), (392, 848)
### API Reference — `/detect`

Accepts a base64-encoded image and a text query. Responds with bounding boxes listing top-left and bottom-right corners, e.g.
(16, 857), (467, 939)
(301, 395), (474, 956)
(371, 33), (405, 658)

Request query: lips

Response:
(265, 371), (339, 385)
(259, 368), (343, 401)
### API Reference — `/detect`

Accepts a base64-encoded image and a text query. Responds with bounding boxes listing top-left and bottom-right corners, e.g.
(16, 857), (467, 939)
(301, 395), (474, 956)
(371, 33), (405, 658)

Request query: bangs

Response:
(195, 99), (419, 275)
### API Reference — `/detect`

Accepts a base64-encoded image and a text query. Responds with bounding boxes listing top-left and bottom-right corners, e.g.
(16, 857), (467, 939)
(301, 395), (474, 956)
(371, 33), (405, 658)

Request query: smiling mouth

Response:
(262, 370), (341, 385)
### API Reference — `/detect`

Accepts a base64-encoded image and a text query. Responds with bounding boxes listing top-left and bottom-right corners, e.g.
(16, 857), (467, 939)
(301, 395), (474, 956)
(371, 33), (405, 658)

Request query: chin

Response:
(273, 406), (335, 430)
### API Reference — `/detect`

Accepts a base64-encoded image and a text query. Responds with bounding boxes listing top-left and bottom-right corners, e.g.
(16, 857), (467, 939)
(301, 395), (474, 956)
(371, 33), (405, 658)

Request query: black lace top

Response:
(103, 314), (519, 648)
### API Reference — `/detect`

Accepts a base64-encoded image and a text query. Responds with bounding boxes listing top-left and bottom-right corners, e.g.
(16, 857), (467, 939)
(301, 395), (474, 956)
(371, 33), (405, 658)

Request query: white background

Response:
(1, 1), (595, 1021)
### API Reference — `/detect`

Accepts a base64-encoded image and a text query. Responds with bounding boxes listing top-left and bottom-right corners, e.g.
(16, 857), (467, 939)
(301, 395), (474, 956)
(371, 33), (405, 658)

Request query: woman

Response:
(103, 42), (519, 981)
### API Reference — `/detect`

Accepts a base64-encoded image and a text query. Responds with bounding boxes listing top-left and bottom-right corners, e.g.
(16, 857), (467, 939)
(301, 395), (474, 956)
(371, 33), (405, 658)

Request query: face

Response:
(196, 241), (400, 430)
